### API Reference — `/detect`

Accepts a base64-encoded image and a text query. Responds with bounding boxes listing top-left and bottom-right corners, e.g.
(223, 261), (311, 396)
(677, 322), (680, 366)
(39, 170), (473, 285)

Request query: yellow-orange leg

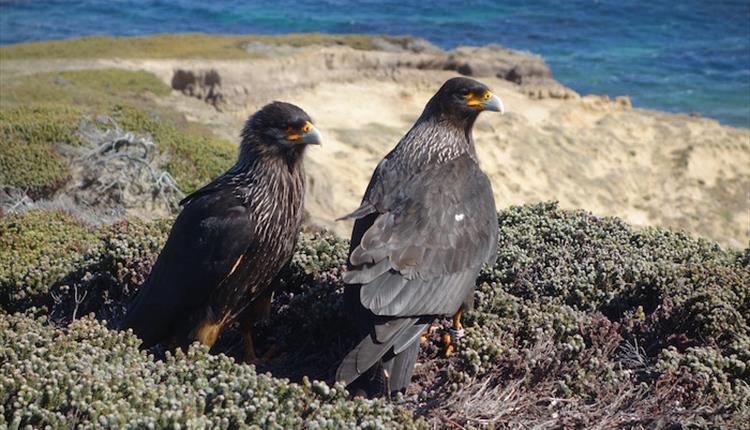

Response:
(242, 332), (282, 365)
(442, 332), (454, 357)
(442, 309), (465, 357)
(238, 292), (277, 365)
(383, 369), (392, 400)
(452, 309), (464, 333)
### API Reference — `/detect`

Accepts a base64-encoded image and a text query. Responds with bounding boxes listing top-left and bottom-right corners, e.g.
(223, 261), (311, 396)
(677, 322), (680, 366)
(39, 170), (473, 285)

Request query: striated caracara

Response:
(336, 77), (502, 397)
(122, 101), (321, 362)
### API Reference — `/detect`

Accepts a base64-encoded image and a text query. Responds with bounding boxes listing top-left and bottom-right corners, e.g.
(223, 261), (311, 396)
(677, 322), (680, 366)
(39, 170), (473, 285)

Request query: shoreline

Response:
(2, 32), (748, 129)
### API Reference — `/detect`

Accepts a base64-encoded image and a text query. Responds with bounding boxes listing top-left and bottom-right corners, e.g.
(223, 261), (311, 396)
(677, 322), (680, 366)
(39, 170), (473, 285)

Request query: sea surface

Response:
(1, 0), (749, 127)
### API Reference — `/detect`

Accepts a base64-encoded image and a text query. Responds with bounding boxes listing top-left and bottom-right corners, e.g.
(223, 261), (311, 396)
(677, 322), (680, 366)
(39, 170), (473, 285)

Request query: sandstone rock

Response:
(443, 45), (552, 83)
(615, 95), (632, 109)
(521, 81), (580, 100)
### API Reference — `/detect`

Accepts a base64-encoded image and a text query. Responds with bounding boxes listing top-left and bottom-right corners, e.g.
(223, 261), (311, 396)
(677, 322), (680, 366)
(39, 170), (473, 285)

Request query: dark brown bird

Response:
(336, 77), (502, 397)
(122, 101), (321, 362)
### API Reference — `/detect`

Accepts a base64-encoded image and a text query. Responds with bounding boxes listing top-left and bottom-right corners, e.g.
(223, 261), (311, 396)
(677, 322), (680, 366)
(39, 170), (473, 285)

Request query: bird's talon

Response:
(444, 344), (455, 357)
(441, 332), (455, 357)
(420, 323), (439, 343)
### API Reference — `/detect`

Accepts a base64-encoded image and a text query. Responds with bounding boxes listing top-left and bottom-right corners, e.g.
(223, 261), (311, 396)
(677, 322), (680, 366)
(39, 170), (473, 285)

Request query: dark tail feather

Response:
(336, 318), (416, 387)
(337, 318), (428, 397)
(382, 337), (420, 394)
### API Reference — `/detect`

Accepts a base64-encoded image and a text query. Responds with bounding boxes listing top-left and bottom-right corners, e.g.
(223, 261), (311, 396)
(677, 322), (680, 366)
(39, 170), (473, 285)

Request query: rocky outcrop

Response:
(237, 37), (576, 99)
(171, 69), (226, 109)
(440, 45), (578, 99)
(369, 36), (443, 54)
(443, 45), (551, 82)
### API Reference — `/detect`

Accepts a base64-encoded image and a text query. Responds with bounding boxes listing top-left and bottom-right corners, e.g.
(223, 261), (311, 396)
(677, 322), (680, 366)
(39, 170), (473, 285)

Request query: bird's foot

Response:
(442, 327), (466, 357)
(420, 324), (438, 344)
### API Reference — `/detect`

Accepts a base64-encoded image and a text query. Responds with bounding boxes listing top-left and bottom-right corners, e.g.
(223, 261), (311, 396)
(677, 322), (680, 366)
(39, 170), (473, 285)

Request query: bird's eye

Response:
(302, 123), (311, 133)
(484, 92), (491, 100)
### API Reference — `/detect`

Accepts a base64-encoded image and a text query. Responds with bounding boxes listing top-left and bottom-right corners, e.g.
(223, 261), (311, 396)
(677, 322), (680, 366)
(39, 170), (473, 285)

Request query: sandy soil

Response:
(4, 44), (748, 247)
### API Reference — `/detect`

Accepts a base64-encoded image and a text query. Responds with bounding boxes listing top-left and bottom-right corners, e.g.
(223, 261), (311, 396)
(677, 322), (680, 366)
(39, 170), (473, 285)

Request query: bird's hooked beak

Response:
(483, 93), (504, 113)
(466, 91), (505, 114)
(301, 124), (322, 145)
(287, 121), (322, 145)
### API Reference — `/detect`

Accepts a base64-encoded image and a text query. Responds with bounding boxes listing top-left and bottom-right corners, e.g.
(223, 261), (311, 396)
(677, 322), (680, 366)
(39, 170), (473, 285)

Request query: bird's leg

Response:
(238, 310), (266, 365)
(241, 325), (259, 365)
(383, 369), (391, 400)
(239, 291), (277, 365)
(450, 309), (465, 338)
(442, 309), (465, 357)
(195, 322), (221, 348)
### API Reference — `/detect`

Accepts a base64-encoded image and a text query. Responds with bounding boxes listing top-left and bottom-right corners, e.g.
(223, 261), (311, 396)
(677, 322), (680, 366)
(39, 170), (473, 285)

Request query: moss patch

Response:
(0, 68), (170, 109)
(0, 33), (413, 61)
(0, 69), (234, 196)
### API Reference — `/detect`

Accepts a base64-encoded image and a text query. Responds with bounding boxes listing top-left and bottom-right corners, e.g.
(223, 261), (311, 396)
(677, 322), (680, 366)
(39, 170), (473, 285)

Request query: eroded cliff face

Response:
(137, 43), (746, 246)
(3, 40), (747, 246)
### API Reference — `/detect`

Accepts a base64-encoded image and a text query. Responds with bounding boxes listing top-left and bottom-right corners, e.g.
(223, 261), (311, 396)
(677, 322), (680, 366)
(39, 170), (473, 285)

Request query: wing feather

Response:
(122, 190), (256, 347)
(345, 154), (498, 318)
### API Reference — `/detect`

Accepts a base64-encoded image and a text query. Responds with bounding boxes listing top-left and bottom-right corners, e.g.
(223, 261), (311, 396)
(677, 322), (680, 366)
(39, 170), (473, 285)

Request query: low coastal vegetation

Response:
(0, 33), (418, 61)
(1, 204), (747, 428)
(0, 68), (235, 198)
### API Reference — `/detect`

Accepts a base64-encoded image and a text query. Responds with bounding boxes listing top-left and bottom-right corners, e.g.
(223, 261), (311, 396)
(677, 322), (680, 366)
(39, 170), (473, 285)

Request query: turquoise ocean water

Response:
(1, 0), (748, 127)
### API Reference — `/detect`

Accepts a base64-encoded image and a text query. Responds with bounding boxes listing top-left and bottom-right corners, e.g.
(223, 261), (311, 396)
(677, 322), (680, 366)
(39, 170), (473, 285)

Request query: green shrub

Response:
(0, 107), (84, 196)
(1, 203), (747, 428)
(0, 313), (424, 429)
(0, 210), (99, 311)
(0, 104), (235, 196)
(0, 211), (170, 316)
(444, 202), (749, 425)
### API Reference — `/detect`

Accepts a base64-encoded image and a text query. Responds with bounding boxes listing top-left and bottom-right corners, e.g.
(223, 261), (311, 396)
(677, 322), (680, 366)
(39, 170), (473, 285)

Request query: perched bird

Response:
(336, 77), (502, 397)
(122, 101), (321, 362)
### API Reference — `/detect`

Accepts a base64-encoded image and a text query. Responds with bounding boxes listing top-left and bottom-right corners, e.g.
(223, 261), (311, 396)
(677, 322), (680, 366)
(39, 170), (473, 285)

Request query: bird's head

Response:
(423, 77), (504, 124)
(240, 101), (321, 161)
